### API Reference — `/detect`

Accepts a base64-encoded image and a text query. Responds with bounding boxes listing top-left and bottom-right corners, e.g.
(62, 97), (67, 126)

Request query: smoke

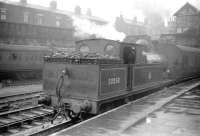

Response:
(72, 16), (125, 41)
(132, 0), (171, 19)
(130, 0), (198, 24)
(127, 0), (171, 29)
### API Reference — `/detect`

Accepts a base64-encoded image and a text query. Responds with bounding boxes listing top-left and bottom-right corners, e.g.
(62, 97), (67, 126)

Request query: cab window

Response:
(104, 44), (117, 59)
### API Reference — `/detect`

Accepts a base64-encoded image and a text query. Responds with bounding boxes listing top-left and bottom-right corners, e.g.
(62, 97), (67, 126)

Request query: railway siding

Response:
(0, 84), (79, 136)
(0, 85), (42, 97)
(0, 105), (56, 136)
(51, 79), (200, 136)
(0, 84), (43, 112)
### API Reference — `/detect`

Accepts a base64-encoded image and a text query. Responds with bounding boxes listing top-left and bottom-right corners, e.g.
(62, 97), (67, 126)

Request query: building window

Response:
(9, 53), (17, 60)
(36, 14), (43, 25)
(56, 20), (60, 27)
(24, 12), (29, 23)
(183, 27), (188, 32)
(177, 28), (182, 33)
(56, 17), (61, 27)
(0, 8), (7, 20)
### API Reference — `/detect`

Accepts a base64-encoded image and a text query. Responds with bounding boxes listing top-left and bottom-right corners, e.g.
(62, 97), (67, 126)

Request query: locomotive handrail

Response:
(51, 69), (69, 123)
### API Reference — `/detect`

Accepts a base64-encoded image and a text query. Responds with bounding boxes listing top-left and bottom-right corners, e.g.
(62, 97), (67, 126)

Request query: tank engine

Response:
(43, 39), (172, 119)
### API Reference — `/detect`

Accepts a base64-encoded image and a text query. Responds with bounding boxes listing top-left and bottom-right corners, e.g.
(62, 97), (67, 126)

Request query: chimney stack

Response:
(50, 0), (57, 10)
(75, 6), (81, 15)
(133, 16), (137, 22)
(20, 0), (27, 4)
(86, 8), (92, 16)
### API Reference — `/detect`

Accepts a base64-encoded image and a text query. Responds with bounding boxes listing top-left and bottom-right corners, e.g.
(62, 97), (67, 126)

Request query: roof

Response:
(174, 2), (200, 16)
(176, 44), (200, 53)
(161, 33), (198, 38)
(76, 38), (144, 48)
(0, 44), (50, 51)
(126, 35), (150, 39)
(74, 14), (108, 24)
(76, 38), (118, 44)
(123, 18), (145, 26)
(0, 0), (107, 23)
(0, 0), (73, 16)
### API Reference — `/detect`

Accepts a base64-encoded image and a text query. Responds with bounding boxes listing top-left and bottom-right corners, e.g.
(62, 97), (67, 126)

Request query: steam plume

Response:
(72, 16), (125, 41)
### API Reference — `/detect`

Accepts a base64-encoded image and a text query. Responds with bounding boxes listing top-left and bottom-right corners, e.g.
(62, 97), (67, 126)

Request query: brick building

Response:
(0, 0), (75, 47)
(173, 2), (200, 33)
(115, 15), (147, 36)
(74, 6), (107, 26)
(0, 0), (108, 47)
(164, 2), (200, 47)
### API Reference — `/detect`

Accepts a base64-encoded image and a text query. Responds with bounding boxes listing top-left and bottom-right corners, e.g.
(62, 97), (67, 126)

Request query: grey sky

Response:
(9, 0), (200, 22)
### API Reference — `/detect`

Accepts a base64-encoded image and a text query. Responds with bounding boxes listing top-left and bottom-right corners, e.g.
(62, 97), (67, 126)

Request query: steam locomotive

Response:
(43, 38), (200, 119)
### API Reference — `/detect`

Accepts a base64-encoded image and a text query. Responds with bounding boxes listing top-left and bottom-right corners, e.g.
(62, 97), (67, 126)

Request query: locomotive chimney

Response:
(75, 5), (82, 15)
(50, 0), (57, 10)
(86, 8), (92, 16)
(20, 0), (27, 4)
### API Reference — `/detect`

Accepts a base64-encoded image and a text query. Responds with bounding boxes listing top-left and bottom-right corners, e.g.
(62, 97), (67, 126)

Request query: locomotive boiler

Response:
(43, 39), (173, 119)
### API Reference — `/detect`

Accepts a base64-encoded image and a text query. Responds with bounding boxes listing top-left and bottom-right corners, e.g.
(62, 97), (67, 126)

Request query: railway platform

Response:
(51, 80), (200, 136)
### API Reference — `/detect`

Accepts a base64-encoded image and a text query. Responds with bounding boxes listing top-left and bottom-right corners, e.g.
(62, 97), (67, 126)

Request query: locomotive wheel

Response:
(68, 111), (81, 120)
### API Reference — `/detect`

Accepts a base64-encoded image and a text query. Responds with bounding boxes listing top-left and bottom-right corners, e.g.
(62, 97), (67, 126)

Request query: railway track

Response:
(0, 105), (55, 135)
(119, 82), (200, 136)
(0, 79), (199, 136)
(49, 79), (200, 136)
(0, 84), (79, 136)
(0, 91), (44, 112)
(31, 79), (200, 136)
(0, 103), (82, 136)
(163, 87), (200, 114)
(0, 80), (42, 88)
(0, 84), (44, 113)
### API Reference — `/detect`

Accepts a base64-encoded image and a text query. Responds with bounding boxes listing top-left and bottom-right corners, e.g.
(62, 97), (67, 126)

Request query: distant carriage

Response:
(154, 42), (200, 80)
(0, 44), (51, 81)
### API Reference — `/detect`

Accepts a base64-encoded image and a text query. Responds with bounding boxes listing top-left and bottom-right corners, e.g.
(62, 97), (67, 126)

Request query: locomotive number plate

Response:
(108, 77), (120, 85)
(100, 67), (127, 94)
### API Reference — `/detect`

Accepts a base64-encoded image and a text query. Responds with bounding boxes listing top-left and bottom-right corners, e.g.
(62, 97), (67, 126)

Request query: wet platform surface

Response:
(51, 80), (200, 136)
(0, 84), (42, 98)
